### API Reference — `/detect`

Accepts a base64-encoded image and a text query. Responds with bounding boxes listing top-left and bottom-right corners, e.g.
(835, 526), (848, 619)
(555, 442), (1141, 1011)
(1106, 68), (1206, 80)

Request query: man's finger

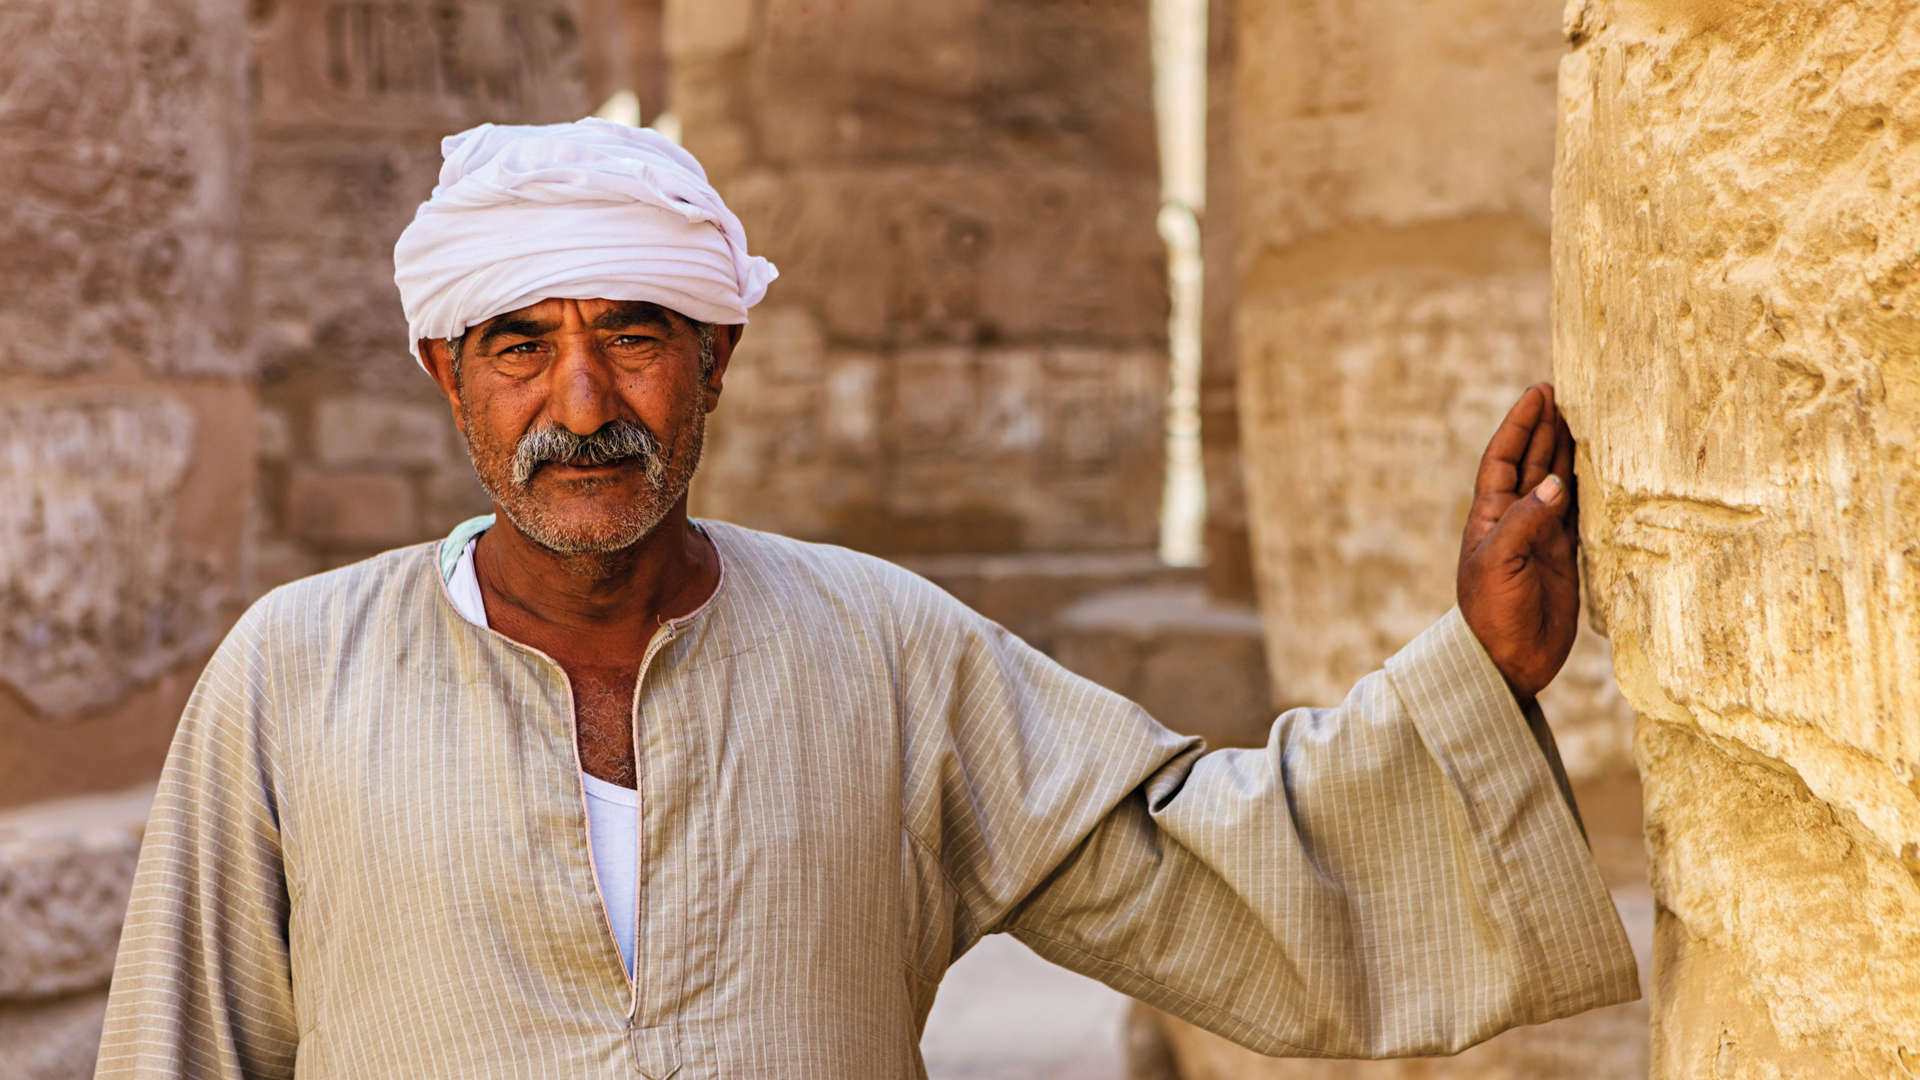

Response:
(1519, 387), (1558, 495)
(1488, 472), (1569, 560)
(1475, 383), (1550, 500)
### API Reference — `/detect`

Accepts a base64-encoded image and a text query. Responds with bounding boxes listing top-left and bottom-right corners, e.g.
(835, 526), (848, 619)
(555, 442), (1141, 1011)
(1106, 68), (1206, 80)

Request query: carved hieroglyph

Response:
(0, 0), (249, 377)
(1556, 0), (1920, 1073)
(0, 396), (226, 719)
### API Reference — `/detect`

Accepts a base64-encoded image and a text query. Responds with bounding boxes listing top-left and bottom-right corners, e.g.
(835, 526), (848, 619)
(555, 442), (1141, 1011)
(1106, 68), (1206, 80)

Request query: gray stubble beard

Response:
(462, 404), (706, 557)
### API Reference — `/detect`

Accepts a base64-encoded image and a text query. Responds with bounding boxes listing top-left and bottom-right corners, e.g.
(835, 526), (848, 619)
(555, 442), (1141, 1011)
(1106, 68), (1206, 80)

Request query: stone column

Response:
(1228, 0), (1634, 847)
(246, 0), (592, 589)
(667, 0), (1169, 555)
(1146, 0), (1648, 1074)
(580, 0), (667, 123)
(1198, 0), (1253, 601)
(1557, 0), (1920, 1073)
(0, 0), (253, 1071)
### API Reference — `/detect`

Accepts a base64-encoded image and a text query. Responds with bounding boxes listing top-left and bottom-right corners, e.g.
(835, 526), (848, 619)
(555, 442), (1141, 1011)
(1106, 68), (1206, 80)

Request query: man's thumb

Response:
(1493, 475), (1566, 553)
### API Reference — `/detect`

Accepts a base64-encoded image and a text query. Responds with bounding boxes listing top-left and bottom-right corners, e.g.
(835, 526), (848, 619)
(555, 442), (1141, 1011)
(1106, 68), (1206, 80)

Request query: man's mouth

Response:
(520, 456), (641, 486)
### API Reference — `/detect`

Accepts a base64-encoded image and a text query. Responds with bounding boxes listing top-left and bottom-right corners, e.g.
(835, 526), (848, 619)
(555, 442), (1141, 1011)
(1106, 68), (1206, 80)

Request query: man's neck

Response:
(471, 501), (719, 641)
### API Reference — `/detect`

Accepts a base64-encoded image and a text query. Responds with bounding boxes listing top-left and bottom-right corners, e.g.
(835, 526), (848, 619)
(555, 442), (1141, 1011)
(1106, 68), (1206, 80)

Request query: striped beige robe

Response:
(96, 519), (1637, 1079)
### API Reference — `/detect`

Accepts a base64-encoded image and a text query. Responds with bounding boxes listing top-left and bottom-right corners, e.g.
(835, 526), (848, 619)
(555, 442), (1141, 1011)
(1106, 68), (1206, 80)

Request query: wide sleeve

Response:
(892, 571), (1638, 1061)
(95, 601), (299, 1080)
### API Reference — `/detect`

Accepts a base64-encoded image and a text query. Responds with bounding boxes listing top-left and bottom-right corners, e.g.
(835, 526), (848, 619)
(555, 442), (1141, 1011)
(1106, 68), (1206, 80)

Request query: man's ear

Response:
(703, 323), (744, 411)
(419, 338), (466, 435)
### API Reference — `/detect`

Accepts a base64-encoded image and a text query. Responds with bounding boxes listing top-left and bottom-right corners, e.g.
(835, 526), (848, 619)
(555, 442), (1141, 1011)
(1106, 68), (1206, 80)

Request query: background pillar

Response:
(1142, 0), (1650, 1073)
(0, 0), (254, 1071)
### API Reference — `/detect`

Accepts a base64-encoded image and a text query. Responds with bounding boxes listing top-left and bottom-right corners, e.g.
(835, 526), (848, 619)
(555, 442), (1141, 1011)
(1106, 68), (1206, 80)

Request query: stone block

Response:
(251, 1), (589, 137)
(738, 304), (829, 385)
(738, 0), (1155, 175)
(1557, 0), (1920, 1070)
(725, 165), (1166, 348)
(420, 461), (495, 537)
(1052, 586), (1272, 748)
(0, 392), (238, 719)
(0, 787), (151, 1000)
(256, 406), (294, 461)
(312, 396), (455, 470)
(663, 0), (754, 59)
(0, 0), (250, 377)
(900, 550), (1196, 651)
(822, 351), (883, 449)
(1233, 0), (1560, 254)
(284, 469), (420, 548)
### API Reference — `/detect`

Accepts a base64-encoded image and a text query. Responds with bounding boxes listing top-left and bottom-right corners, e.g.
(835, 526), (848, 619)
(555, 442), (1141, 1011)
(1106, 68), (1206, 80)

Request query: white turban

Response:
(393, 117), (777, 369)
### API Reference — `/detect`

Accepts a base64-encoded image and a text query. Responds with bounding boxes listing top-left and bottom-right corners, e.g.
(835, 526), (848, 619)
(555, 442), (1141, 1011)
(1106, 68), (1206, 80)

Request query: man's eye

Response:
(501, 342), (540, 354)
(611, 335), (657, 347)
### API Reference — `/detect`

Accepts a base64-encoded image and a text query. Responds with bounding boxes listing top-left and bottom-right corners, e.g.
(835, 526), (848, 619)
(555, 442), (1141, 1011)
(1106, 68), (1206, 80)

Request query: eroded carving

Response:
(0, 395), (227, 718)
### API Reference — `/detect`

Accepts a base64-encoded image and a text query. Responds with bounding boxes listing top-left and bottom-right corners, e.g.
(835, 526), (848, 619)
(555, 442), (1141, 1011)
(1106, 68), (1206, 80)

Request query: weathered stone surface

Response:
(1557, 1), (1920, 1070)
(671, 0), (1169, 554)
(1231, 0), (1631, 780)
(1051, 586), (1272, 749)
(0, 0), (250, 377)
(579, 0), (666, 122)
(247, 0), (591, 589)
(284, 468), (420, 548)
(0, 992), (110, 1080)
(0, 394), (237, 719)
(313, 396), (454, 469)
(701, 339), (1166, 554)
(0, 787), (151, 1000)
(900, 551), (1200, 651)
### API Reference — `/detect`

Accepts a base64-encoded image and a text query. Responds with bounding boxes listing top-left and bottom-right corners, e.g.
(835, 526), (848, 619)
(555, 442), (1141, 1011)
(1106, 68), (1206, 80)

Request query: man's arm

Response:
(95, 602), (299, 1080)
(895, 384), (1634, 1058)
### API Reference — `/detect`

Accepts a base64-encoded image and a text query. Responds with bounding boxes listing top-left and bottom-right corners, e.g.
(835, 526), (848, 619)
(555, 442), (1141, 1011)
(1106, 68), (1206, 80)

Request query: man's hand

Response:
(1457, 382), (1580, 702)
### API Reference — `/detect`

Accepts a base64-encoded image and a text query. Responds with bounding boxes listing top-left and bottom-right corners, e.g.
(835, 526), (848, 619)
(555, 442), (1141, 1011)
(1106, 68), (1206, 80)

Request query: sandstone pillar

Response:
(1149, 0), (1647, 1074)
(1229, 0), (1635, 841)
(246, 0), (593, 588)
(1198, 0), (1253, 601)
(667, 0), (1168, 555)
(0, 0), (254, 1071)
(1556, 1), (1920, 1074)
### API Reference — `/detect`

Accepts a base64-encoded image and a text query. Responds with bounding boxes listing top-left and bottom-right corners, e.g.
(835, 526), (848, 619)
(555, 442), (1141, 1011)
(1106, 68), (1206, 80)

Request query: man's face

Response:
(430, 298), (724, 555)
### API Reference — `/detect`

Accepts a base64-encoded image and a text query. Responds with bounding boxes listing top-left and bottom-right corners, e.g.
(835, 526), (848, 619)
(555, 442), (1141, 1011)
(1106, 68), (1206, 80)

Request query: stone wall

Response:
(1556, 0), (1920, 1074)
(246, 0), (593, 590)
(0, 0), (253, 1073)
(0, 0), (255, 808)
(667, 0), (1170, 555)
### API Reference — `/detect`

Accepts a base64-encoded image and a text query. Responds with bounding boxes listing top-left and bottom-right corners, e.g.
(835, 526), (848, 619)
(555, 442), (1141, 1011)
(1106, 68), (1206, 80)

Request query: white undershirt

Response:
(446, 538), (639, 977)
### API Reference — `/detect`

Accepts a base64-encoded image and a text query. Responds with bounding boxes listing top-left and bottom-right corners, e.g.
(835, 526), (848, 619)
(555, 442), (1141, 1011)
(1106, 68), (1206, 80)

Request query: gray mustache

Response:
(511, 420), (666, 487)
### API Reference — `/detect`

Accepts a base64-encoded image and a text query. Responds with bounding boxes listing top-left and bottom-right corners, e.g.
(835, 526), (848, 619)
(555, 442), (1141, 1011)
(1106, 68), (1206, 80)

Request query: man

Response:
(96, 119), (1635, 1079)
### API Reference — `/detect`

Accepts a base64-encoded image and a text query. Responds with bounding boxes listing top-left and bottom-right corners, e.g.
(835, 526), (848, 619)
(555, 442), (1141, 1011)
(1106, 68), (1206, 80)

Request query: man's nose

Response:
(544, 336), (618, 435)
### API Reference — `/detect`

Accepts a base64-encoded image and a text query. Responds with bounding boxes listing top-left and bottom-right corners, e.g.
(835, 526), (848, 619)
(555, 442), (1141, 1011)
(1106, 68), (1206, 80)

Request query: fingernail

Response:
(1535, 474), (1564, 503)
